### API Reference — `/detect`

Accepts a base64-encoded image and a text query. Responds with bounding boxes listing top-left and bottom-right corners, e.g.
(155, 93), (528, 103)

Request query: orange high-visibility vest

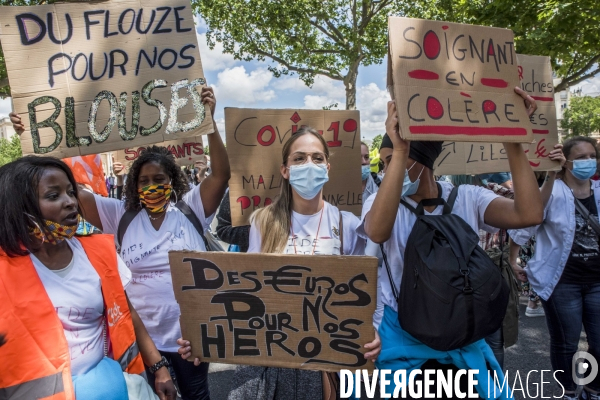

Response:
(0, 234), (145, 399)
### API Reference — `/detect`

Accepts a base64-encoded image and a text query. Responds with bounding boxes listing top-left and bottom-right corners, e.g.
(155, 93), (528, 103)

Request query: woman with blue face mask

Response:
(178, 127), (380, 400)
(509, 136), (600, 400)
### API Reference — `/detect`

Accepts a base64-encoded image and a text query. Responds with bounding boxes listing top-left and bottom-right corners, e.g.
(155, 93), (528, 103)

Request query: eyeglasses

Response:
(288, 152), (327, 165)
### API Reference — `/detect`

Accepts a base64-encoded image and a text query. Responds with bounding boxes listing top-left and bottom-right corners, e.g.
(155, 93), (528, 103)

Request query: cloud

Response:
(196, 31), (237, 73)
(213, 66), (276, 104)
(0, 98), (11, 118)
(356, 83), (390, 139)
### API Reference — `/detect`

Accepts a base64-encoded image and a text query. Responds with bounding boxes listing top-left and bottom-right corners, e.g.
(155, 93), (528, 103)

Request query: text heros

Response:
(387, 17), (533, 143)
(225, 108), (362, 227)
(0, 0), (213, 158)
(170, 251), (378, 372)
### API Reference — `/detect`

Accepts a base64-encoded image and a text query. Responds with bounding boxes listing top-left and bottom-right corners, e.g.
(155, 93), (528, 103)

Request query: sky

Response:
(1, 17), (599, 140)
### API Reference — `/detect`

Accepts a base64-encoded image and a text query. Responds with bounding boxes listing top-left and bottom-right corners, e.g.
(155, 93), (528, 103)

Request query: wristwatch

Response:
(149, 356), (169, 374)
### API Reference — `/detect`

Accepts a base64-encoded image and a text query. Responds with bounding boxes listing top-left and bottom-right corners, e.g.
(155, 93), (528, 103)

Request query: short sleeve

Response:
(356, 192), (377, 240)
(94, 194), (126, 235)
(341, 212), (365, 255)
(182, 183), (215, 231)
(460, 185), (499, 233)
(116, 254), (132, 289)
(247, 222), (262, 254)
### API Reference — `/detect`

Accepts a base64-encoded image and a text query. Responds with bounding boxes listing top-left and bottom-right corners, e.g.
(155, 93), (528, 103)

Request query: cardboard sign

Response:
(225, 108), (362, 227)
(0, 0), (213, 159)
(64, 154), (108, 196)
(433, 55), (560, 175)
(388, 17), (533, 143)
(170, 251), (378, 372)
(114, 136), (204, 166)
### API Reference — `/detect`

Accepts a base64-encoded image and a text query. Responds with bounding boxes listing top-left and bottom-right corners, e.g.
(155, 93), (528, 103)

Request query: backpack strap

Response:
(575, 197), (600, 237)
(447, 185), (460, 212)
(117, 210), (140, 248)
(380, 243), (399, 301)
(338, 210), (344, 255)
(174, 201), (210, 250)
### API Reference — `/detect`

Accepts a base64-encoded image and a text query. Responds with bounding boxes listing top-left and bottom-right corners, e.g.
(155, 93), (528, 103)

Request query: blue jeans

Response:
(542, 282), (600, 392)
(146, 351), (210, 400)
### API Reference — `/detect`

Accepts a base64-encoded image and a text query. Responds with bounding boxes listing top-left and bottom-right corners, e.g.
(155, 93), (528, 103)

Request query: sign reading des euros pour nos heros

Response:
(0, 0), (213, 159)
(388, 17), (533, 144)
(225, 108), (362, 227)
(170, 251), (378, 372)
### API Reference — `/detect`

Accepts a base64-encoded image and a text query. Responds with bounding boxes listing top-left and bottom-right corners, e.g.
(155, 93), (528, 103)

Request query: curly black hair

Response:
(0, 156), (80, 257)
(123, 145), (191, 212)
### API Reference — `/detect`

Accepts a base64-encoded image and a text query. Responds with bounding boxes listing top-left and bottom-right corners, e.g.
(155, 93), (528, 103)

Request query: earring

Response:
(172, 190), (178, 205)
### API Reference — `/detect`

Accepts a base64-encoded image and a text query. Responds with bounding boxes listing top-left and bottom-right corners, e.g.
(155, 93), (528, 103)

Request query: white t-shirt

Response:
(357, 181), (499, 328)
(248, 202), (365, 256)
(30, 238), (132, 376)
(94, 185), (213, 351)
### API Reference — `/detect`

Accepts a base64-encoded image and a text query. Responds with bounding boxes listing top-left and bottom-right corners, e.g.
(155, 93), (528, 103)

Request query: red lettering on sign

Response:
(257, 126), (276, 146)
(426, 97), (444, 119)
(480, 78), (508, 88)
(409, 126), (528, 136)
(343, 119), (357, 132)
(408, 70), (439, 80)
(423, 30), (440, 60)
(327, 121), (342, 147)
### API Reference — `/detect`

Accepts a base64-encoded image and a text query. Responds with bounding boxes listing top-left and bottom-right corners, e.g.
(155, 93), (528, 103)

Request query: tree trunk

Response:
(344, 67), (359, 110)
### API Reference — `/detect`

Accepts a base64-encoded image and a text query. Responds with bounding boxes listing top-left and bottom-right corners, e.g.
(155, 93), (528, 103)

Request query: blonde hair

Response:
(251, 127), (330, 253)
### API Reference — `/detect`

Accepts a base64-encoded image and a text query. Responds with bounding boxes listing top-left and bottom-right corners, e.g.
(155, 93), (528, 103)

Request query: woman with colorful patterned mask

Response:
(7, 86), (230, 400)
(0, 156), (176, 400)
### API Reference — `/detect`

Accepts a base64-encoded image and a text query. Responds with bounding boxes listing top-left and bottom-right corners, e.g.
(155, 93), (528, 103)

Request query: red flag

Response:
(63, 155), (108, 197)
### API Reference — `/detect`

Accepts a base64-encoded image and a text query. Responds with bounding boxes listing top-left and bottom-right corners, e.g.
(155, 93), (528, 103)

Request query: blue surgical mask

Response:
(570, 158), (597, 180)
(361, 165), (371, 181)
(402, 162), (424, 197)
(289, 163), (329, 200)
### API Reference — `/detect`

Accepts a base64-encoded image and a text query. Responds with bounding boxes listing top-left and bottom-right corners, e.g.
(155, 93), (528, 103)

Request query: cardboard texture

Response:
(170, 251), (378, 372)
(114, 136), (204, 166)
(0, 0), (213, 158)
(388, 17), (533, 143)
(225, 108), (362, 227)
(434, 55), (560, 175)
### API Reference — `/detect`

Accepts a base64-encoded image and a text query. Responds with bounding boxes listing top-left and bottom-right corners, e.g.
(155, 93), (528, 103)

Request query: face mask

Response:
(289, 163), (329, 200)
(138, 184), (173, 213)
(402, 162), (424, 197)
(570, 159), (597, 180)
(30, 219), (77, 244)
(361, 165), (371, 181)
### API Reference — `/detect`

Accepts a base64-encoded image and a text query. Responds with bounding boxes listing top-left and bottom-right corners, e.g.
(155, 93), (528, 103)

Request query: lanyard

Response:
(290, 206), (324, 255)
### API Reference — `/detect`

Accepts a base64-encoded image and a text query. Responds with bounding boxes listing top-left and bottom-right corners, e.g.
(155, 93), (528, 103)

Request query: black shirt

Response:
(560, 193), (600, 284)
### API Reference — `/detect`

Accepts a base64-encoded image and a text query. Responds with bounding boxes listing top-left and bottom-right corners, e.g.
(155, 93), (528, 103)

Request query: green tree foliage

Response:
(0, 134), (22, 166)
(370, 134), (383, 152)
(561, 96), (600, 137)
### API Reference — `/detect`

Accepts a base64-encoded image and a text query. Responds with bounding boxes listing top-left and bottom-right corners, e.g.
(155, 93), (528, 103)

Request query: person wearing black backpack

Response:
(358, 88), (543, 399)
(510, 137), (600, 400)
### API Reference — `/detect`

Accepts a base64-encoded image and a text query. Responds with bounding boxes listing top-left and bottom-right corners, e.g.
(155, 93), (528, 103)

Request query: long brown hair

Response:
(251, 127), (330, 253)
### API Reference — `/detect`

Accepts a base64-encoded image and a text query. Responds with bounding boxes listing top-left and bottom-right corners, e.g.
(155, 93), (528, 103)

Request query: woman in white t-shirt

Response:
(0, 156), (176, 400)
(359, 91), (544, 399)
(178, 127), (380, 400)
(72, 87), (230, 400)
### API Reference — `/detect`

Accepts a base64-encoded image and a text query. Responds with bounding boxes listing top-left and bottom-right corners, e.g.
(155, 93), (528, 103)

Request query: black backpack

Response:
(381, 183), (509, 351)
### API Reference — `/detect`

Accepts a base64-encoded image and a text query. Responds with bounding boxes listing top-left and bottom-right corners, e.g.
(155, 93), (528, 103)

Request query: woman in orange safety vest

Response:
(0, 156), (177, 400)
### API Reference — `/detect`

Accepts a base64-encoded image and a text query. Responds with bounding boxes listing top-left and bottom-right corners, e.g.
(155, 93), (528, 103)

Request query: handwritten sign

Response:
(0, 0), (213, 159)
(388, 17), (533, 143)
(225, 108), (362, 227)
(114, 136), (204, 166)
(434, 55), (559, 174)
(170, 251), (377, 372)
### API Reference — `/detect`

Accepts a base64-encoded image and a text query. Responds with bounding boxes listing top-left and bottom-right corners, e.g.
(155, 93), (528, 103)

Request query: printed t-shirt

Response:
(357, 181), (498, 328)
(560, 193), (600, 284)
(94, 185), (213, 352)
(247, 202), (365, 255)
(30, 238), (132, 376)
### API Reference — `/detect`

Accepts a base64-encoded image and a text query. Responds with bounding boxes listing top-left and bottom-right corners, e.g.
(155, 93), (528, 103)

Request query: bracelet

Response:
(149, 356), (169, 374)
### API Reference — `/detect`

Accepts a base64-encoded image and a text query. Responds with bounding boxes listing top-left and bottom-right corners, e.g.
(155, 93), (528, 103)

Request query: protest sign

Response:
(0, 0), (213, 159)
(114, 136), (204, 166)
(225, 108), (362, 227)
(388, 17), (533, 143)
(433, 55), (560, 175)
(170, 251), (378, 372)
